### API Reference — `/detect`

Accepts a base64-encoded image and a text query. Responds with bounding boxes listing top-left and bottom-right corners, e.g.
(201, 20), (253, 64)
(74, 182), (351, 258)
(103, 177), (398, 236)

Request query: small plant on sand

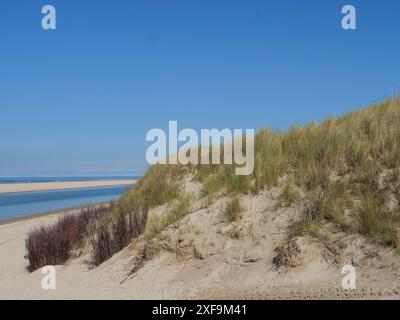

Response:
(272, 240), (301, 270)
(89, 205), (148, 267)
(278, 178), (300, 207)
(223, 196), (242, 222)
(26, 206), (109, 272)
(290, 181), (352, 237)
(226, 173), (251, 194)
(201, 169), (226, 198)
(356, 192), (398, 247)
(145, 194), (192, 238)
(166, 194), (192, 225)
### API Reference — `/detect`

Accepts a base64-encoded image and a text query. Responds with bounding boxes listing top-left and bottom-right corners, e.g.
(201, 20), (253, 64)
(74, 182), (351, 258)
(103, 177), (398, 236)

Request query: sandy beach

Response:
(0, 180), (136, 194)
(0, 207), (185, 300)
(1, 186), (400, 300)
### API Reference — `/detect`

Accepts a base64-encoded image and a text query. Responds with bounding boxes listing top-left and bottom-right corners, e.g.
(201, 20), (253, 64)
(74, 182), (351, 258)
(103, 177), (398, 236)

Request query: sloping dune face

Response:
(2, 99), (400, 299)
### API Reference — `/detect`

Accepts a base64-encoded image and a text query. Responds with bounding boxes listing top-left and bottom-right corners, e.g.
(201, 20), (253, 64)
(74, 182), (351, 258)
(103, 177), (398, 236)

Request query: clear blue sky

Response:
(1, 0), (399, 177)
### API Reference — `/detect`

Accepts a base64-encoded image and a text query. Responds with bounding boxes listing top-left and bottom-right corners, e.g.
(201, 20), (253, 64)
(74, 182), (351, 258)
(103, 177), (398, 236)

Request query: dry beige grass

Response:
(126, 98), (400, 249)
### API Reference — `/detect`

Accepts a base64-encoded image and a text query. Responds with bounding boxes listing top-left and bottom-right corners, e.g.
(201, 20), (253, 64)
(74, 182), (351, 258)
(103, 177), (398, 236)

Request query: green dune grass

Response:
(120, 98), (400, 247)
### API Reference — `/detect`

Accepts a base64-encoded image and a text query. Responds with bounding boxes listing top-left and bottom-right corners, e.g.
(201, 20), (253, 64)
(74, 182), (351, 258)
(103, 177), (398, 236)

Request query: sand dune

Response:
(0, 180), (136, 194)
(1, 183), (400, 299)
(3, 101), (400, 299)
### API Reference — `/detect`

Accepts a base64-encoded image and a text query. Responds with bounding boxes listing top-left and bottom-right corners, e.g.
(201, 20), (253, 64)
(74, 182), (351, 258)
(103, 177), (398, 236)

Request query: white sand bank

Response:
(0, 180), (136, 194)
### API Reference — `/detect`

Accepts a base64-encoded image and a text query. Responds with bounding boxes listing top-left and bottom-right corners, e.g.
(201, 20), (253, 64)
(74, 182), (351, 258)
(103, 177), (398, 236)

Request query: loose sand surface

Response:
(1, 183), (400, 300)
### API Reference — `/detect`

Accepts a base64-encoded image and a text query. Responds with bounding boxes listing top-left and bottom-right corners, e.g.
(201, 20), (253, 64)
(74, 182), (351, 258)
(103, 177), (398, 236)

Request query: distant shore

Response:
(0, 179), (136, 195)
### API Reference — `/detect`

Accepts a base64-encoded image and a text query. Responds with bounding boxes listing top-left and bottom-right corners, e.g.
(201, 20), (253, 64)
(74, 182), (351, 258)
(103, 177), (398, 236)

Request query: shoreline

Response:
(0, 179), (136, 195)
(0, 202), (112, 226)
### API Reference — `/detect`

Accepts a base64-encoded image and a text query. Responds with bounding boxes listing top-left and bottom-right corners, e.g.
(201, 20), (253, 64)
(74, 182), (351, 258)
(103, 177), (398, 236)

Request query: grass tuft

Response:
(223, 197), (242, 222)
(356, 192), (398, 247)
(89, 205), (148, 266)
(145, 194), (192, 238)
(278, 178), (300, 207)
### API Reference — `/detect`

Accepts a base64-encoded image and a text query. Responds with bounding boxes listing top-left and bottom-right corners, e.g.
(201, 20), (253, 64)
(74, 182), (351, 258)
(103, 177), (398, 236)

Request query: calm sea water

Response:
(0, 185), (131, 221)
(0, 176), (139, 184)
